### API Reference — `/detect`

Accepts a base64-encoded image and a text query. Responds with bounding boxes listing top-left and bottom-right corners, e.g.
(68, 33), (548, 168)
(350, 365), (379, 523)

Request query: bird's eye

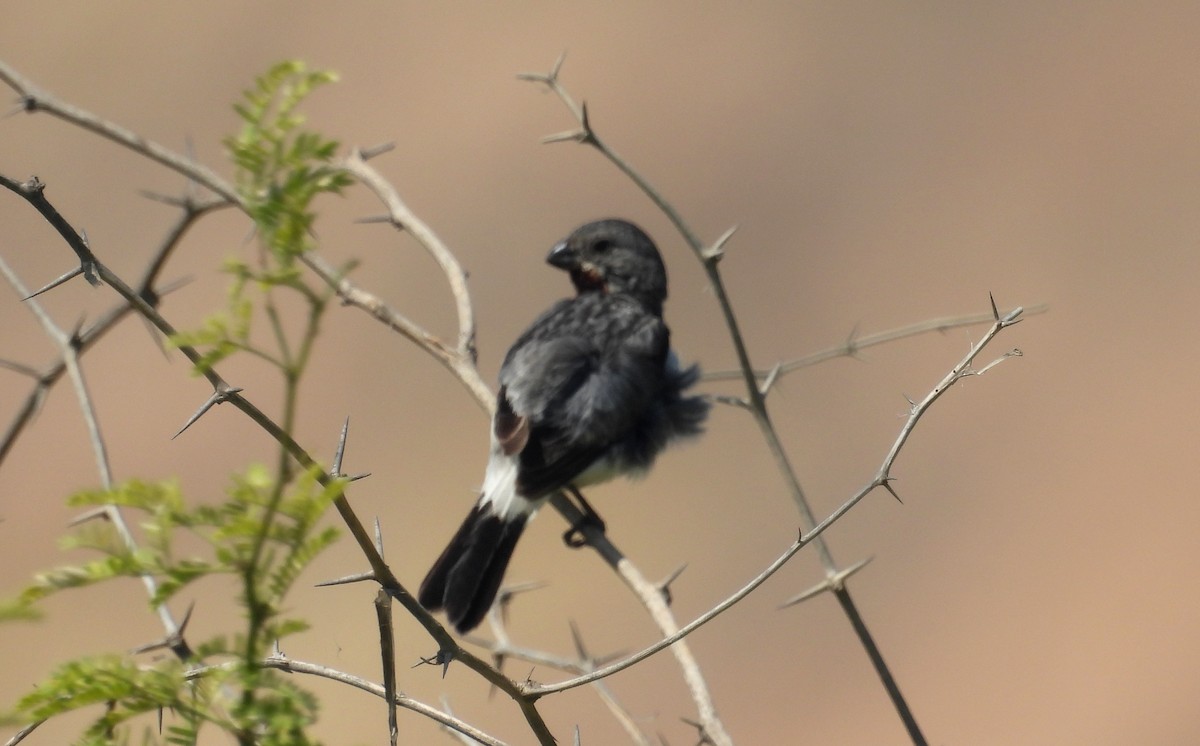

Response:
(592, 239), (612, 253)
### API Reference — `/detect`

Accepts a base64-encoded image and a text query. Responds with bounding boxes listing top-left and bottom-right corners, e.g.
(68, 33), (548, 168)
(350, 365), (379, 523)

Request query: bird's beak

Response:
(546, 240), (578, 270)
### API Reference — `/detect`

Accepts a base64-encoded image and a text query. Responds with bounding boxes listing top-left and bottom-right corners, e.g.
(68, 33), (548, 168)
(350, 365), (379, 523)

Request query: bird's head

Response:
(547, 219), (668, 312)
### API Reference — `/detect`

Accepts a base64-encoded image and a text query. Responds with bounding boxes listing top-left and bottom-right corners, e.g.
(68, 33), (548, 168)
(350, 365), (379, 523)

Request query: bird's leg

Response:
(562, 485), (607, 548)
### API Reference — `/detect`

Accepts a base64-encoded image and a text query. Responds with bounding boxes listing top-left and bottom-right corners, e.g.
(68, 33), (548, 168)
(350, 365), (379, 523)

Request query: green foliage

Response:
(11, 467), (339, 742)
(226, 60), (352, 264)
(231, 673), (322, 746)
(22, 468), (340, 637)
(17, 656), (194, 734)
(166, 271), (252, 375)
(0, 597), (41, 623)
(6, 61), (354, 744)
(172, 60), (349, 375)
(14, 655), (322, 746)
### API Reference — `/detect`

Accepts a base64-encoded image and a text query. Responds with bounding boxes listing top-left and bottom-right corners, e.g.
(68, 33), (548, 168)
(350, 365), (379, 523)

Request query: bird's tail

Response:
(418, 503), (528, 633)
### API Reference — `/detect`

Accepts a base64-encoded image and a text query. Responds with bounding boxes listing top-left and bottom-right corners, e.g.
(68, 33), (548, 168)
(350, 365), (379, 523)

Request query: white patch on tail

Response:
(478, 441), (537, 521)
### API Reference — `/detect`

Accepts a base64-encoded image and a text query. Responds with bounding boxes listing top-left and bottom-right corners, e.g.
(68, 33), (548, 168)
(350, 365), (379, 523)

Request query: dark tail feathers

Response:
(418, 505), (528, 633)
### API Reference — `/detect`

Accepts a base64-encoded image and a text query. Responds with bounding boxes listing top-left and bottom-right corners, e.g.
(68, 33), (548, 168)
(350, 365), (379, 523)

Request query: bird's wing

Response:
(497, 297), (669, 497)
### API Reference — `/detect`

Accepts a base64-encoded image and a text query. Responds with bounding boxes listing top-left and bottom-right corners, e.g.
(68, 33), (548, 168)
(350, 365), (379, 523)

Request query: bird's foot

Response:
(562, 486), (607, 548)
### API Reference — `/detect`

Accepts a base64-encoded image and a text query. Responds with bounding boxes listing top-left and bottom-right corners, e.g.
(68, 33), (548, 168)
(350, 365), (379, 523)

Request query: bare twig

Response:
(1, 718), (46, 746)
(298, 251), (493, 413)
(340, 148), (478, 367)
(478, 599), (653, 745)
(0, 171), (211, 679)
(0, 251), (185, 641)
(525, 303), (1021, 697)
(438, 699), (490, 745)
(376, 589), (399, 746)
(522, 56), (1029, 746)
(568, 622), (654, 746)
(0, 300), (130, 469)
(1, 166), (557, 744)
(183, 655), (509, 746)
(526, 532), (803, 698)
(172, 384), (245, 439)
(308, 142), (729, 740)
(520, 56), (743, 745)
(703, 303), (1047, 387)
(0, 54), (1033, 746)
(538, 492), (729, 741)
(0, 60), (239, 204)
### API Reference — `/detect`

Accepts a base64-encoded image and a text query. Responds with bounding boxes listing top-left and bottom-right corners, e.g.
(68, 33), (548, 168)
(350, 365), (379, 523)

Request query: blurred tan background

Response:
(2, 2), (1198, 744)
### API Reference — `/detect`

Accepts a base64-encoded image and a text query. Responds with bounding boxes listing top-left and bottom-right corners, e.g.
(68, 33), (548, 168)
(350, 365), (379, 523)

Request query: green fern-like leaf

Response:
(225, 60), (350, 264)
(18, 655), (185, 722)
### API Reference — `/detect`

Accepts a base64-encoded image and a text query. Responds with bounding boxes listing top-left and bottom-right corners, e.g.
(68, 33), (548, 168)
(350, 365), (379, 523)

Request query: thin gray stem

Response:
(480, 600), (654, 745)
(341, 150), (478, 367)
(185, 655), (509, 746)
(1, 165), (556, 744)
(528, 306), (1021, 697)
(0, 253), (181, 638)
(0, 59), (239, 204)
(703, 303), (1047, 386)
(521, 57), (1028, 745)
(1, 718), (45, 746)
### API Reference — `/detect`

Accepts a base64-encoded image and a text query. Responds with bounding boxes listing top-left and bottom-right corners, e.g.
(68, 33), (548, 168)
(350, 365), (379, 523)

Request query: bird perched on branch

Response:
(418, 218), (709, 633)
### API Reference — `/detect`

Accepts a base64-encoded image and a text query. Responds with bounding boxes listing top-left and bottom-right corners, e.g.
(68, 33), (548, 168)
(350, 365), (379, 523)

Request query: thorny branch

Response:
(521, 52), (1029, 745)
(0, 66), (558, 742)
(471, 611), (653, 746)
(302, 148), (493, 412)
(703, 304), (1046, 393)
(180, 655), (509, 746)
(0, 54), (1034, 746)
(1, 56), (731, 746)
(0, 204), (189, 643)
(0, 60), (238, 204)
(523, 302), (1024, 698)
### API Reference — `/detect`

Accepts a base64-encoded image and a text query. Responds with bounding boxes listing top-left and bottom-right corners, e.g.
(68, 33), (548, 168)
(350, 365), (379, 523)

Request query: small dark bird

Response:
(418, 219), (709, 633)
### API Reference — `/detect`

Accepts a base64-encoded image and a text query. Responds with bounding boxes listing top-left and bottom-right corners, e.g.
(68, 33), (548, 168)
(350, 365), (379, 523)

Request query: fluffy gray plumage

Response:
(418, 219), (709, 633)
